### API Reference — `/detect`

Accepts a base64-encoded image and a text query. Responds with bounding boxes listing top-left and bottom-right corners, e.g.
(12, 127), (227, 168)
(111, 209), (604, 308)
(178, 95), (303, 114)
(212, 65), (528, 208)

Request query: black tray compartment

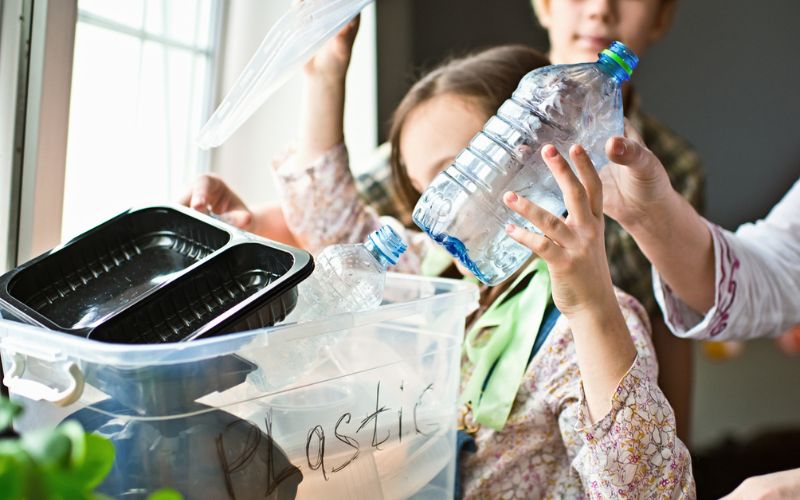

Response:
(89, 243), (304, 343)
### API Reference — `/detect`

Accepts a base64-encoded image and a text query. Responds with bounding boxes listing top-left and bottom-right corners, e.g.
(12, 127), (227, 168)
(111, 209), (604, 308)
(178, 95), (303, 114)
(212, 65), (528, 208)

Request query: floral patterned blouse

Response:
(273, 145), (695, 499)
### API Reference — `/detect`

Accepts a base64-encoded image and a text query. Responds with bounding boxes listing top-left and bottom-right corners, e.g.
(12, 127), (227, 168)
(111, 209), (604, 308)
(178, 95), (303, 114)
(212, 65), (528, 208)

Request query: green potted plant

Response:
(0, 396), (181, 500)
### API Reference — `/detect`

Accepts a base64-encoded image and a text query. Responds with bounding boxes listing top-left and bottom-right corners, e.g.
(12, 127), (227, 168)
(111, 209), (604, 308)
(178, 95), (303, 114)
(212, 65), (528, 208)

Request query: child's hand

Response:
(503, 144), (616, 318)
(303, 16), (360, 82)
(180, 174), (253, 230)
(600, 121), (676, 229)
(721, 467), (800, 500)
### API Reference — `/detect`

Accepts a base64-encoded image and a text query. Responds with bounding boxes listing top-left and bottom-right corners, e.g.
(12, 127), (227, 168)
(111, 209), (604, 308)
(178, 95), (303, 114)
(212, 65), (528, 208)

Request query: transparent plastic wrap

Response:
(197, 0), (375, 149)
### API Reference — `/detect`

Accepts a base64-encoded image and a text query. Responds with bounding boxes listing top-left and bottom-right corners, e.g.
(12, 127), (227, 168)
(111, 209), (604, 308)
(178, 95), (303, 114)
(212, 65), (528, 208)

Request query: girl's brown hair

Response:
(388, 45), (550, 213)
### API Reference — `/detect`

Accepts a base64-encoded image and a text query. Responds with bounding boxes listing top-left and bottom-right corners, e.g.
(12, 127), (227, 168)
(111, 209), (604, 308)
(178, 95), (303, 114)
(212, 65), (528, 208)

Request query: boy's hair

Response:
(389, 45), (550, 212)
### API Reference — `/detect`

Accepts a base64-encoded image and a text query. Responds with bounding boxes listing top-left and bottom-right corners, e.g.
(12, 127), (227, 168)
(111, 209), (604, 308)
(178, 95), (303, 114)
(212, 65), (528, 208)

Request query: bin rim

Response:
(0, 273), (478, 366)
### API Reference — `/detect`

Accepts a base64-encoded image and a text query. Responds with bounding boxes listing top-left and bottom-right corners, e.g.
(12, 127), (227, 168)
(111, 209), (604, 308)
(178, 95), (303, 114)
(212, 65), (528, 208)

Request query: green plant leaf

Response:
(59, 421), (88, 467)
(0, 398), (22, 432)
(0, 440), (25, 457)
(0, 454), (27, 500)
(40, 469), (94, 500)
(0, 397), (115, 499)
(147, 489), (184, 500)
(33, 434), (115, 494)
(20, 429), (71, 468)
(70, 433), (115, 489)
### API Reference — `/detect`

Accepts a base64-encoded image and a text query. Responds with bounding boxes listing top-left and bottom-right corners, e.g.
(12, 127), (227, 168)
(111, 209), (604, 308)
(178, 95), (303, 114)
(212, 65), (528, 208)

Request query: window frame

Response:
(0, 0), (32, 272)
(17, 0), (76, 264)
(3, 0), (225, 268)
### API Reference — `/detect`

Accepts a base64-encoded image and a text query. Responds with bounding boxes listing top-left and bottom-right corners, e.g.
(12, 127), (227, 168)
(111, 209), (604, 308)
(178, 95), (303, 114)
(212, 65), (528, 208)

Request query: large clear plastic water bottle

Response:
(286, 225), (407, 322)
(412, 41), (638, 286)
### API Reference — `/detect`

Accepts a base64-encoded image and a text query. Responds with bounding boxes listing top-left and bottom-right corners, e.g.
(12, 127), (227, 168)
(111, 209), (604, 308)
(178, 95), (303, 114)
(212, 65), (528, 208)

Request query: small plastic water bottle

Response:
(253, 226), (406, 389)
(413, 41), (638, 286)
(286, 225), (407, 322)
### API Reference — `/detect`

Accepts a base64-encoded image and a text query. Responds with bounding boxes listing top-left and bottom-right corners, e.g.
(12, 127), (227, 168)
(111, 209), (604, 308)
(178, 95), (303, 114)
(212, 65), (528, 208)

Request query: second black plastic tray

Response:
(89, 243), (302, 343)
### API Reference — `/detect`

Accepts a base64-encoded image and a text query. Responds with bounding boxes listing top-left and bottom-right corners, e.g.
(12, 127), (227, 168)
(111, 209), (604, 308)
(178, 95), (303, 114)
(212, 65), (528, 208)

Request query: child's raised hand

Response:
(600, 121), (675, 229)
(303, 16), (360, 82)
(503, 144), (616, 318)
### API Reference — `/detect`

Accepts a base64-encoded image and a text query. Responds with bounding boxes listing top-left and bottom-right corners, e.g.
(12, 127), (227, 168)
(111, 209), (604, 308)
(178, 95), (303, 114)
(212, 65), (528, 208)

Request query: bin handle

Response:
(2, 353), (84, 407)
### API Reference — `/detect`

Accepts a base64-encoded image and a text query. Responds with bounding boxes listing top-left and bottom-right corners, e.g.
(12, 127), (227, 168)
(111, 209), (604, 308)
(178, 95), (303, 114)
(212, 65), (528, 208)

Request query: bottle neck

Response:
(597, 56), (630, 84)
(364, 240), (393, 269)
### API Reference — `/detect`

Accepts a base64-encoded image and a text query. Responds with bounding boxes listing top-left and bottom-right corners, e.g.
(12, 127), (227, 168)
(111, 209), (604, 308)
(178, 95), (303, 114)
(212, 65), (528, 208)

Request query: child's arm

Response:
(180, 21), (359, 248)
(273, 144), (428, 274)
(272, 18), (430, 272)
(601, 127), (716, 314)
(272, 18), (362, 253)
(549, 289), (695, 497)
(504, 144), (636, 422)
(506, 145), (693, 495)
(604, 129), (800, 341)
(295, 17), (359, 171)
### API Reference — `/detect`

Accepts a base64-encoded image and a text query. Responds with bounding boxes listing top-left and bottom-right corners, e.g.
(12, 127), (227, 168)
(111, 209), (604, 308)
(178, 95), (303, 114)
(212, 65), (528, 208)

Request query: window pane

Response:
(63, 2), (218, 241)
(79, 0), (144, 29)
(195, 0), (214, 49)
(63, 24), (148, 239)
(144, 0), (164, 36)
(143, 0), (198, 47)
(165, 0), (200, 47)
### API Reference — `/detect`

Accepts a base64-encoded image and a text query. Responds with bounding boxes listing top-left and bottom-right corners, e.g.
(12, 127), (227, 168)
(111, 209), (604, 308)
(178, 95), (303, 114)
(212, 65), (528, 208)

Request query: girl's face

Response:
(399, 93), (487, 194)
(535, 0), (674, 65)
(399, 93), (488, 276)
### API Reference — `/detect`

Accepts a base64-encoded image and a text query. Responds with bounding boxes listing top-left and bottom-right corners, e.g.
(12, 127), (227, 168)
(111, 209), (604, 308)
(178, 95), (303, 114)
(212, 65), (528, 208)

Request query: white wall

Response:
(211, 0), (377, 206)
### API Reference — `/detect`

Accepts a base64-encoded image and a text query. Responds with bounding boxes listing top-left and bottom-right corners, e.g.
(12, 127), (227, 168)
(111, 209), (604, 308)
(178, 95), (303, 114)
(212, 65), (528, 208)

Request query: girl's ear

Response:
(532, 0), (553, 29)
(649, 0), (678, 43)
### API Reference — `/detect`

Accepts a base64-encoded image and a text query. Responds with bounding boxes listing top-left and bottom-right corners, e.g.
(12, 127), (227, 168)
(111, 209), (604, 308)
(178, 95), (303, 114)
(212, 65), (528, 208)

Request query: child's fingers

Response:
(503, 191), (574, 247)
(219, 209), (252, 230)
(541, 145), (591, 224)
(179, 175), (213, 209)
(569, 145), (603, 218)
(178, 188), (193, 208)
(187, 174), (227, 213)
(605, 136), (661, 178)
(338, 15), (361, 40)
(505, 224), (563, 264)
(187, 178), (212, 212)
(622, 119), (645, 145)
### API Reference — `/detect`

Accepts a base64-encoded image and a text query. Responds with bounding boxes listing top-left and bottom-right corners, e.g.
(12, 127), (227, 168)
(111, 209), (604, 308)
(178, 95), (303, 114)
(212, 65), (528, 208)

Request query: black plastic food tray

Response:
(0, 206), (314, 343)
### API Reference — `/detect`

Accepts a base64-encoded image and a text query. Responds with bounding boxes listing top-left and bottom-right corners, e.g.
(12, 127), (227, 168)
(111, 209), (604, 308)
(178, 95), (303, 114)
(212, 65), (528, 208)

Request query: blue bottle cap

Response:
(599, 41), (639, 81)
(368, 226), (408, 266)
